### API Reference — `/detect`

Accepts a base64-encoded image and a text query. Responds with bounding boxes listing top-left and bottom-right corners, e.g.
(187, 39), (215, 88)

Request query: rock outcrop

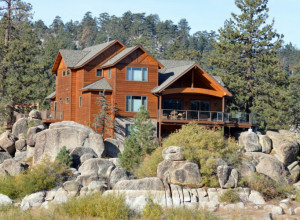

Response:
(12, 118), (28, 138)
(217, 165), (239, 188)
(239, 131), (262, 152)
(0, 159), (26, 176)
(114, 177), (164, 191)
(0, 152), (12, 164)
(0, 131), (17, 155)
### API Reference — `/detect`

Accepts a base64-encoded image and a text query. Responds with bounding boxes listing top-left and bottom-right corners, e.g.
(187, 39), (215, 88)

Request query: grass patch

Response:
(218, 189), (240, 203)
(165, 207), (218, 220)
(142, 197), (164, 220)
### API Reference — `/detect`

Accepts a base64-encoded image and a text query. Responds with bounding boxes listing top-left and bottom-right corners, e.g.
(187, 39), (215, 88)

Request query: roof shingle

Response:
(80, 78), (113, 91)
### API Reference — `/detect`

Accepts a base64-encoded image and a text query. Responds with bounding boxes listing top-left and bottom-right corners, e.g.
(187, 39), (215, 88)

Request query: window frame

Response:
(126, 67), (148, 82)
(108, 68), (111, 79)
(125, 95), (147, 112)
(66, 69), (70, 75)
(66, 97), (69, 104)
(62, 70), (65, 76)
(79, 96), (82, 108)
(96, 69), (103, 77)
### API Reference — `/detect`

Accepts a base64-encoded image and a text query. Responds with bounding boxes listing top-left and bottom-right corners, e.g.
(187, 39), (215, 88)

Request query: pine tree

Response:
(209, 0), (288, 129)
(119, 106), (158, 173)
(93, 92), (117, 137)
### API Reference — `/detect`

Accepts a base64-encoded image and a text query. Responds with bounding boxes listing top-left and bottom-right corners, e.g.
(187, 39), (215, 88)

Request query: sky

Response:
(29, 0), (300, 48)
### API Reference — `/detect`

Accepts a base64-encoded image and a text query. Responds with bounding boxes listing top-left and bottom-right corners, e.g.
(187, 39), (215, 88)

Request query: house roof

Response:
(45, 91), (56, 100)
(80, 78), (113, 91)
(100, 46), (137, 67)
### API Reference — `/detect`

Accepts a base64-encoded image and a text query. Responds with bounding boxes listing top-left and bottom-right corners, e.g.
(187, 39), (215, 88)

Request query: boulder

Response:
(239, 131), (262, 152)
(0, 131), (17, 155)
(287, 161), (300, 183)
(26, 126), (42, 147)
(109, 166), (129, 188)
(238, 158), (256, 177)
(63, 180), (80, 195)
(14, 151), (27, 162)
(271, 206), (284, 215)
(78, 158), (115, 179)
(248, 190), (265, 205)
(0, 194), (12, 207)
(29, 118), (44, 127)
(113, 177), (164, 191)
(15, 139), (26, 151)
(70, 147), (98, 168)
(12, 118), (28, 138)
(245, 152), (287, 181)
(76, 174), (99, 187)
(0, 152), (12, 164)
(0, 159), (25, 176)
(162, 146), (185, 161)
(258, 135), (272, 154)
(104, 138), (122, 157)
(266, 131), (299, 166)
(20, 191), (46, 210)
(217, 165), (239, 188)
(33, 121), (105, 164)
(53, 188), (69, 204)
(80, 153), (95, 164)
(157, 160), (202, 187)
(87, 180), (107, 192)
(29, 110), (42, 120)
(108, 158), (120, 166)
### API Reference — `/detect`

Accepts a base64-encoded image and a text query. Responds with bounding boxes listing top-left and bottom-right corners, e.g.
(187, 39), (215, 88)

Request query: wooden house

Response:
(45, 40), (254, 143)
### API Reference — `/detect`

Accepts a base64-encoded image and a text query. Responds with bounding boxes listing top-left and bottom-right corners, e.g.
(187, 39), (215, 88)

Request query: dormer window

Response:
(126, 67), (148, 81)
(62, 70), (66, 76)
(66, 70), (70, 75)
(97, 69), (103, 77)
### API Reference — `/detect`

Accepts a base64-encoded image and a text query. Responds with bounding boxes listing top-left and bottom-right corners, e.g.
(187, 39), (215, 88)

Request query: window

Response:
(79, 96), (82, 107)
(126, 95), (147, 112)
(163, 99), (183, 110)
(126, 67), (148, 81)
(108, 68), (111, 78)
(125, 124), (131, 137)
(66, 70), (70, 75)
(96, 69), (103, 77)
(62, 70), (65, 76)
(66, 97), (69, 104)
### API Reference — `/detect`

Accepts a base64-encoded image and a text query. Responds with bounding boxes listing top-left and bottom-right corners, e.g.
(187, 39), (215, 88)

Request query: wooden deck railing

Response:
(46, 111), (64, 121)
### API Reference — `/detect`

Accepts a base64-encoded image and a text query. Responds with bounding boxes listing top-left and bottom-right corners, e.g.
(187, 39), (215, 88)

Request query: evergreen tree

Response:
(119, 106), (158, 173)
(209, 0), (288, 129)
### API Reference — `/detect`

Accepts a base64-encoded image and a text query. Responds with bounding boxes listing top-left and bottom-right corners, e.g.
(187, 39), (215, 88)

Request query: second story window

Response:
(97, 69), (103, 77)
(66, 97), (69, 104)
(126, 95), (147, 112)
(108, 68), (111, 78)
(126, 67), (148, 81)
(62, 70), (66, 76)
(67, 70), (70, 75)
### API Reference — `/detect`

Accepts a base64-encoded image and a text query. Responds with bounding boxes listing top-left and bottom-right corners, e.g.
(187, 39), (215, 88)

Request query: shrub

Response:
(142, 197), (163, 220)
(295, 190), (300, 202)
(165, 207), (217, 220)
(245, 173), (293, 200)
(162, 122), (240, 187)
(218, 189), (240, 203)
(56, 146), (73, 167)
(58, 192), (131, 219)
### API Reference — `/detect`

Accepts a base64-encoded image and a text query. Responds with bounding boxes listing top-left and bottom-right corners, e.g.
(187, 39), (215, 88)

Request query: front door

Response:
(190, 100), (210, 120)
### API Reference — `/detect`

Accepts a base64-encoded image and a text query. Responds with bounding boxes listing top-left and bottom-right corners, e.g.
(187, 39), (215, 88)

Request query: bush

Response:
(56, 146), (73, 167)
(295, 190), (300, 202)
(218, 189), (240, 203)
(162, 122), (240, 187)
(165, 207), (217, 220)
(0, 160), (67, 199)
(245, 173), (293, 200)
(142, 197), (164, 220)
(58, 192), (131, 219)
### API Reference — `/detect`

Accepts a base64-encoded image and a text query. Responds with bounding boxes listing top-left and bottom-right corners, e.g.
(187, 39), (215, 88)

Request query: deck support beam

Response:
(158, 95), (162, 143)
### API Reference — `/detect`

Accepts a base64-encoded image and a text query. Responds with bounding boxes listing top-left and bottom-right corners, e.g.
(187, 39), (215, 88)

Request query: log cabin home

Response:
(44, 40), (255, 143)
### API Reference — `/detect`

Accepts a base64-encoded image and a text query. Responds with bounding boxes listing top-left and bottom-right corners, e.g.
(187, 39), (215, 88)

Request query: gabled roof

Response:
(100, 46), (137, 67)
(80, 78), (113, 92)
(45, 91), (56, 100)
(59, 50), (89, 67)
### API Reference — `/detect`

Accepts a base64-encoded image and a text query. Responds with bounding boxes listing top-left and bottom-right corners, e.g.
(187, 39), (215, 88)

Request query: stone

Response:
(259, 213), (273, 220)
(63, 180), (80, 194)
(114, 177), (164, 191)
(266, 131), (299, 166)
(30, 119), (44, 127)
(41, 201), (49, 209)
(76, 174), (99, 187)
(104, 138), (122, 157)
(14, 151), (27, 161)
(33, 122), (105, 164)
(70, 147), (98, 168)
(0, 159), (25, 176)
(294, 207), (300, 215)
(217, 165), (239, 188)
(26, 126), (42, 147)
(53, 188), (69, 204)
(78, 158), (115, 179)
(183, 188), (191, 202)
(87, 180), (107, 192)
(287, 161), (300, 183)
(279, 202), (289, 210)
(258, 135), (272, 154)
(20, 191), (46, 210)
(245, 152), (287, 181)
(15, 139), (26, 151)
(45, 189), (58, 201)
(162, 146), (185, 161)
(287, 207), (295, 215)
(29, 110), (42, 120)
(239, 131), (262, 152)
(170, 184), (183, 206)
(207, 188), (219, 202)
(12, 118), (28, 138)
(271, 206), (284, 215)
(109, 166), (129, 188)
(157, 160), (202, 187)
(238, 158), (256, 177)
(0, 194), (12, 207)
(80, 153), (95, 164)
(109, 158), (120, 166)
(0, 131), (17, 155)
(199, 201), (219, 212)
(248, 190), (265, 205)
(0, 152), (12, 164)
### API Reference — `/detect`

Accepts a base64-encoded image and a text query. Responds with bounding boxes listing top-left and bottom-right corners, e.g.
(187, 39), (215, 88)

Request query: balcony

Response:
(42, 111), (64, 123)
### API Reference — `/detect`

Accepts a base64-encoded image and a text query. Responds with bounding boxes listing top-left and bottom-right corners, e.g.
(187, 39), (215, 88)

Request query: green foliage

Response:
(119, 106), (158, 173)
(295, 190), (300, 202)
(164, 207), (217, 220)
(27, 120), (35, 130)
(134, 146), (164, 178)
(163, 122), (240, 187)
(0, 160), (67, 199)
(142, 197), (164, 220)
(245, 173), (293, 201)
(58, 192), (131, 219)
(56, 146), (73, 167)
(218, 189), (240, 203)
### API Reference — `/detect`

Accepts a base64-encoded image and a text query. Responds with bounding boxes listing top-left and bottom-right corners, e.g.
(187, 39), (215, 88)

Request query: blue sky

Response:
(29, 0), (300, 48)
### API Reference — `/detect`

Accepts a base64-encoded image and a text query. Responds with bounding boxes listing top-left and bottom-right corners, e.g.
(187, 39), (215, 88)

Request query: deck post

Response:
(222, 96), (225, 113)
(158, 95), (162, 143)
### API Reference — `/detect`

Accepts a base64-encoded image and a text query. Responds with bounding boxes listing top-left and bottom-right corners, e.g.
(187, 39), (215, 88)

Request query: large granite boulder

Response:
(239, 131), (262, 152)
(26, 126), (43, 147)
(245, 152), (288, 181)
(104, 138), (122, 157)
(109, 166), (130, 188)
(287, 161), (300, 183)
(162, 146), (185, 161)
(33, 121), (105, 164)
(0, 194), (12, 207)
(12, 118), (28, 138)
(238, 158), (256, 177)
(258, 135), (272, 154)
(217, 165), (239, 188)
(0, 159), (26, 176)
(0, 131), (17, 155)
(113, 177), (164, 191)
(157, 160), (202, 187)
(20, 191), (46, 210)
(15, 139), (26, 151)
(29, 110), (42, 120)
(70, 147), (98, 168)
(0, 152), (12, 164)
(266, 131), (299, 166)
(78, 158), (115, 179)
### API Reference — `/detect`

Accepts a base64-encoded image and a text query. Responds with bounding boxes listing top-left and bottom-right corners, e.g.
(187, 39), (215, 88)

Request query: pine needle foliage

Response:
(56, 146), (73, 167)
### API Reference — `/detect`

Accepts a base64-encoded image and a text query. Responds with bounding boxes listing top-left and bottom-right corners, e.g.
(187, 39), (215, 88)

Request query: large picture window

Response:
(126, 95), (147, 112)
(163, 99), (183, 110)
(126, 67), (148, 81)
